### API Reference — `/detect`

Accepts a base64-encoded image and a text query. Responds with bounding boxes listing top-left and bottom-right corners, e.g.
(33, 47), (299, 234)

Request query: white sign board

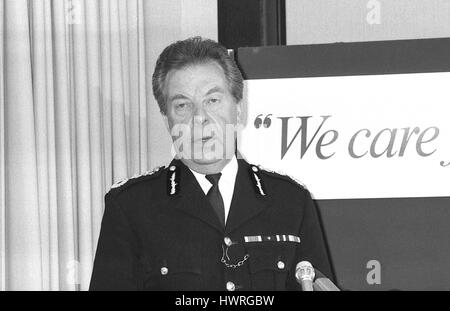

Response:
(239, 72), (450, 199)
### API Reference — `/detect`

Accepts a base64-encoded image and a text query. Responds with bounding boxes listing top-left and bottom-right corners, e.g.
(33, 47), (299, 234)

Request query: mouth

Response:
(201, 136), (214, 143)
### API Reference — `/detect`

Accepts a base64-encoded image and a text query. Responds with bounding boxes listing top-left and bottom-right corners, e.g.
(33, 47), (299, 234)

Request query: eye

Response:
(208, 98), (220, 105)
(173, 102), (193, 116)
(175, 102), (188, 110)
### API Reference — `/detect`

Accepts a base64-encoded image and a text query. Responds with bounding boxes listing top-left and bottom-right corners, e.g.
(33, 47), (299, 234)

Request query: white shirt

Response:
(189, 156), (238, 224)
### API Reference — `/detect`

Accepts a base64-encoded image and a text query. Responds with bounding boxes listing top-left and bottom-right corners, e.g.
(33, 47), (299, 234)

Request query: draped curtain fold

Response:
(1, 0), (153, 291)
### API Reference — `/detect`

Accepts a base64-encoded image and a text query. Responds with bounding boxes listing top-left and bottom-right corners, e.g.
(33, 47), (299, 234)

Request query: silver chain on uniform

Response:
(221, 244), (250, 268)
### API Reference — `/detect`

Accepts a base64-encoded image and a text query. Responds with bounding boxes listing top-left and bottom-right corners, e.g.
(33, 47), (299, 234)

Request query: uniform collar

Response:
(188, 156), (238, 194)
(166, 157), (272, 235)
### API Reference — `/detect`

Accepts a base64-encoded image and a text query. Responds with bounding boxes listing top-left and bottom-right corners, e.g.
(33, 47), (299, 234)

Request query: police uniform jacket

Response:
(89, 158), (333, 291)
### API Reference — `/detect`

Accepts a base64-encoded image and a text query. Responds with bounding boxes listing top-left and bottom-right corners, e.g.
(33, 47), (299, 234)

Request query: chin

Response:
(191, 155), (222, 165)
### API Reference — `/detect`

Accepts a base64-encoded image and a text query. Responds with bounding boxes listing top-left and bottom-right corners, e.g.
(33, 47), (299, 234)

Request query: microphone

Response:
(295, 261), (315, 291)
(312, 269), (340, 291)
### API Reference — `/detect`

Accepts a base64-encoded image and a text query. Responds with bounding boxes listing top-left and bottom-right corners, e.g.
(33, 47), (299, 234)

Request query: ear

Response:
(161, 113), (171, 132)
(236, 100), (243, 124)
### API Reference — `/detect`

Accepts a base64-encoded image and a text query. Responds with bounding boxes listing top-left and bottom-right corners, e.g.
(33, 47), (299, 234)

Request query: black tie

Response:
(205, 173), (225, 227)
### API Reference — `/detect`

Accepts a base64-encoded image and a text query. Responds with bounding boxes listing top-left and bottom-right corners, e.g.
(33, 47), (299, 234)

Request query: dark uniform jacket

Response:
(89, 158), (333, 291)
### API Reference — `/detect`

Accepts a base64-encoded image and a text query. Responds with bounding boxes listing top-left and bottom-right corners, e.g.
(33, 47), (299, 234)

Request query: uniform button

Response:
(224, 237), (232, 247)
(226, 281), (235, 291)
(161, 267), (168, 275)
(252, 166), (258, 172)
(169, 165), (176, 171)
(277, 260), (285, 270)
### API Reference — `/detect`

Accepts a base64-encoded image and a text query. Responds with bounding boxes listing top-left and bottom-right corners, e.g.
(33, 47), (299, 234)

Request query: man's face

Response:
(162, 61), (242, 174)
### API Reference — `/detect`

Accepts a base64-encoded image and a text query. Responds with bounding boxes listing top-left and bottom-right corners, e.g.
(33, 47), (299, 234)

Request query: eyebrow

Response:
(168, 94), (190, 102)
(169, 86), (225, 102)
(205, 86), (225, 96)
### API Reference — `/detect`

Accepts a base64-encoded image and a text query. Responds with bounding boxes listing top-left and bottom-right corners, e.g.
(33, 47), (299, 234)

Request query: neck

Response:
(182, 158), (232, 175)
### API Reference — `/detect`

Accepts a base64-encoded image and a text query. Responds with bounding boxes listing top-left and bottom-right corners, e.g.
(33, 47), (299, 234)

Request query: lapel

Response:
(225, 159), (272, 234)
(166, 159), (225, 234)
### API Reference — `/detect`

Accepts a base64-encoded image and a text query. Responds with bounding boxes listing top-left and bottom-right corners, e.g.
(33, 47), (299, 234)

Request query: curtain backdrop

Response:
(0, 0), (217, 291)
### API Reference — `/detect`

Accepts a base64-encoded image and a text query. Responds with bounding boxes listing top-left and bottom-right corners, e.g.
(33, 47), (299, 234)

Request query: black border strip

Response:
(236, 37), (450, 80)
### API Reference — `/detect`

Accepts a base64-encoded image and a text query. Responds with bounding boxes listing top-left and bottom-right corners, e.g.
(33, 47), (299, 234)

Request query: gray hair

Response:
(152, 37), (244, 115)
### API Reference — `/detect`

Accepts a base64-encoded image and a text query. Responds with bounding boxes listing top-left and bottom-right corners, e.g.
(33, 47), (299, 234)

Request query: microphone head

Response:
(295, 261), (315, 281)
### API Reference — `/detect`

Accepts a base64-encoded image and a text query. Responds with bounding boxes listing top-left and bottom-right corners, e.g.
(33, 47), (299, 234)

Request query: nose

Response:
(193, 105), (209, 125)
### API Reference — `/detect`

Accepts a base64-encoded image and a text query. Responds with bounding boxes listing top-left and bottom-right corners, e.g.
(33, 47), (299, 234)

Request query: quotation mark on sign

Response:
(254, 114), (273, 129)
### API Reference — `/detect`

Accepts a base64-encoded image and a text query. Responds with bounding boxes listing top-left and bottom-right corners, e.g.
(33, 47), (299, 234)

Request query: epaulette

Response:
(253, 164), (308, 191)
(108, 166), (166, 193)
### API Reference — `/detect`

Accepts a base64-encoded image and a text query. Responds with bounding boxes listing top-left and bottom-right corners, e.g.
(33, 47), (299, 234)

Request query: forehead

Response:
(165, 61), (228, 96)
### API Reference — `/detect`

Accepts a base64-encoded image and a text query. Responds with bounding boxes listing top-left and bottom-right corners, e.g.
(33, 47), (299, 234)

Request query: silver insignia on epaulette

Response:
(110, 166), (165, 190)
(111, 178), (128, 189)
(143, 165), (165, 176)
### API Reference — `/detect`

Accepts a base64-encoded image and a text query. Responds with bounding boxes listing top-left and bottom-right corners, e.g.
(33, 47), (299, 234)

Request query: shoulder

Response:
(251, 163), (309, 193)
(248, 163), (314, 212)
(106, 165), (167, 197)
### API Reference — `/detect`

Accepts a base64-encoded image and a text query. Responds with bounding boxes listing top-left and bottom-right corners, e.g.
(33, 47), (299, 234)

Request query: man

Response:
(90, 37), (333, 291)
